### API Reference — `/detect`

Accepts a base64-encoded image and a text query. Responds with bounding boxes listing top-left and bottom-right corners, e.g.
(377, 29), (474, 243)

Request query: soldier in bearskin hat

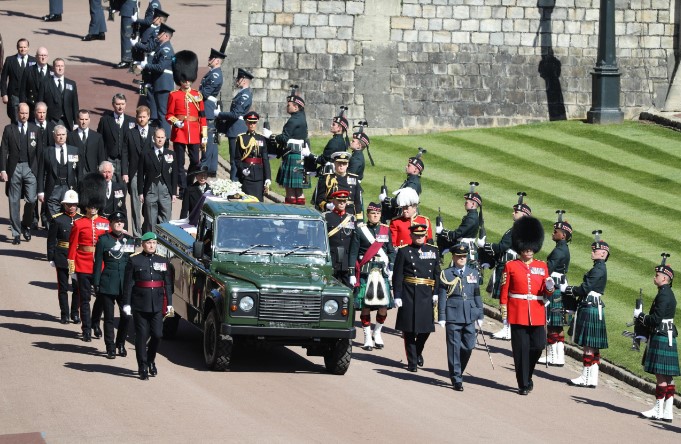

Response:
(538, 210), (572, 366)
(499, 216), (554, 395)
(348, 201), (396, 351)
(636, 254), (678, 422)
(166, 50), (207, 199)
(67, 172), (110, 342)
(483, 192), (532, 340)
(562, 230), (609, 388)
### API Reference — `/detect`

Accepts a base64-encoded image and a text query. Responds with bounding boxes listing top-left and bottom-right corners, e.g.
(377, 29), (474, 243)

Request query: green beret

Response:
(141, 232), (157, 241)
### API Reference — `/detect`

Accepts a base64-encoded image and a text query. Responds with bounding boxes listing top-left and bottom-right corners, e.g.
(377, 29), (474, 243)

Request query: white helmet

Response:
(61, 190), (79, 204)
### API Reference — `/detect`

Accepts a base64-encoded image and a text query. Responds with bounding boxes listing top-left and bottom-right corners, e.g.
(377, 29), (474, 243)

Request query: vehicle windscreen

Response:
(215, 217), (328, 254)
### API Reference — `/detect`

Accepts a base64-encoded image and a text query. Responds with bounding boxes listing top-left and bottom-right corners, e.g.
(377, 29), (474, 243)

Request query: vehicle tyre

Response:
(324, 338), (352, 375)
(203, 309), (232, 371)
(162, 314), (180, 339)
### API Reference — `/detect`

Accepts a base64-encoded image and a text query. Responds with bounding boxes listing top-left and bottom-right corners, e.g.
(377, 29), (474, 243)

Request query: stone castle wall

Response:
(222, 0), (677, 135)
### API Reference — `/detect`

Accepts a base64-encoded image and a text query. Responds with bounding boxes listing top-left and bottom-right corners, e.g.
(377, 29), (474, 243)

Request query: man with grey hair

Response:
(99, 160), (127, 220)
(98, 93), (135, 183)
(37, 124), (82, 225)
(1, 103), (42, 244)
(19, 46), (50, 120)
(138, 127), (177, 233)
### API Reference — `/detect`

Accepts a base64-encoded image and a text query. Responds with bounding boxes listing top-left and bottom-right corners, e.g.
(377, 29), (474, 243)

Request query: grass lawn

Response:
(220, 120), (681, 384)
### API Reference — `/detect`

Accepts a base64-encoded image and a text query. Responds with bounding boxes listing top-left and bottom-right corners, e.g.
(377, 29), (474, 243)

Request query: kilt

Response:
(546, 291), (566, 327)
(354, 276), (393, 310)
(572, 300), (608, 349)
(643, 334), (680, 376)
(276, 152), (310, 189)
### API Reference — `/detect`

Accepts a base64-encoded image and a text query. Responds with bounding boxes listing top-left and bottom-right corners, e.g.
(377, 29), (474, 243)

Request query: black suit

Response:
(122, 125), (152, 236)
(102, 181), (127, 219)
(67, 128), (106, 174)
(38, 144), (83, 220)
(19, 63), (51, 118)
(33, 120), (55, 226)
(0, 122), (42, 195)
(1, 54), (36, 122)
(38, 76), (79, 130)
(97, 112), (135, 182)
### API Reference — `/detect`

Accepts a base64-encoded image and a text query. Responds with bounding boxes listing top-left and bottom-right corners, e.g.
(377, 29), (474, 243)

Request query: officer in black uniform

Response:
(46, 190), (82, 324)
(393, 223), (441, 372)
(235, 111), (271, 202)
(123, 231), (173, 380)
(347, 129), (368, 181)
(314, 152), (362, 220)
(379, 154), (423, 223)
(313, 112), (348, 173)
(324, 190), (356, 288)
(436, 182), (481, 256)
(93, 211), (135, 359)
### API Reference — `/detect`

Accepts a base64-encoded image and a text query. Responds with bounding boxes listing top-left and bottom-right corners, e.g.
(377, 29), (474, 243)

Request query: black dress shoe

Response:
(518, 388), (529, 395)
(82, 34), (94, 41)
(115, 61), (131, 69)
(453, 382), (464, 391)
(22, 227), (31, 241)
(139, 369), (149, 380)
(407, 365), (417, 372)
(60, 314), (69, 324)
(92, 324), (102, 339)
(43, 14), (62, 22)
(416, 355), (424, 367)
(527, 380), (534, 392)
(148, 362), (157, 376)
(106, 348), (116, 359)
(82, 332), (92, 342)
(12, 236), (20, 245)
(116, 344), (127, 357)
(72, 314), (81, 324)
(96, 33), (106, 40)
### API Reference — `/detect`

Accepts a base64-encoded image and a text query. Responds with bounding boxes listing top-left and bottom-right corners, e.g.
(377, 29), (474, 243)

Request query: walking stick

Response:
(476, 322), (495, 370)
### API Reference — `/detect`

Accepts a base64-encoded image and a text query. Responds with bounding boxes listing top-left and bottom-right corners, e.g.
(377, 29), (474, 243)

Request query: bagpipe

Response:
(622, 288), (648, 351)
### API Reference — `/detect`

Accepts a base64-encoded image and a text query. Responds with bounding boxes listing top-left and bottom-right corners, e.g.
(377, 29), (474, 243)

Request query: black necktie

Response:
(141, 128), (146, 139)
(20, 57), (25, 68)
(20, 125), (25, 137)
(157, 150), (162, 162)
(58, 79), (63, 93)
(82, 131), (87, 145)
(61, 147), (66, 165)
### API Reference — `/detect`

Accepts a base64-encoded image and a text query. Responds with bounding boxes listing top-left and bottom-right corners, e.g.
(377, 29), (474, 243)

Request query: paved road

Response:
(0, 1), (680, 443)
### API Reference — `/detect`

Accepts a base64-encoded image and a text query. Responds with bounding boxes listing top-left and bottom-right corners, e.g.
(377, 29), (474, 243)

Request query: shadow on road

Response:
(33, 341), (100, 356)
(0, 10), (43, 20)
(352, 349), (403, 368)
(29, 281), (58, 291)
(0, 310), (57, 322)
(0, 248), (45, 260)
(89, 77), (137, 92)
(375, 368), (450, 388)
(0, 322), (81, 340)
(649, 422), (681, 433)
(68, 56), (117, 67)
(34, 28), (82, 40)
(64, 361), (138, 378)
(571, 395), (639, 415)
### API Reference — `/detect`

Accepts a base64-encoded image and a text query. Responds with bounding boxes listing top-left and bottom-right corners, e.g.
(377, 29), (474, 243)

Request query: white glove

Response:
(174, 120), (184, 128)
(349, 275), (357, 286)
(432, 294), (438, 304)
(70, 273), (78, 281)
(378, 191), (387, 202)
(545, 277), (555, 292)
(139, 60), (147, 69)
(131, 12), (138, 21)
(394, 298), (403, 308)
(130, 36), (139, 45)
(387, 270), (393, 281)
(242, 168), (250, 177)
(559, 279), (568, 293)
(238, 116), (243, 120)
(633, 307), (642, 318)
(264, 179), (271, 188)
(477, 236), (486, 248)
(435, 223), (443, 234)
(476, 319), (484, 328)
(201, 137), (208, 145)
(301, 146), (311, 157)
(49, 261), (56, 268)
(481, 263), (491, 269)
(123, 305), (132, 316)
(438, 320), (446, 328)
(166, 305), (174, 314)
(325, 202), (335, 211)
(261, 128), (272, 138)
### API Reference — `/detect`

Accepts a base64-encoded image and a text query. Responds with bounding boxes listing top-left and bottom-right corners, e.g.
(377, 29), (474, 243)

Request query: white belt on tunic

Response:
(509, 293), (544, 302)
(207, 96), (218, 103)
(163, 69), (173, 75)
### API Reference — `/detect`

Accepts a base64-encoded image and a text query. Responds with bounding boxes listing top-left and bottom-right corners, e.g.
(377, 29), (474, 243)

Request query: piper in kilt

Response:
(348, 202), (396, 351)
(538, 210), (572, 366)
(392, 224), (441, 372)
(563, 230), (609, 388)
(272, 88), (310, 204)
(636, 254), (678, 422)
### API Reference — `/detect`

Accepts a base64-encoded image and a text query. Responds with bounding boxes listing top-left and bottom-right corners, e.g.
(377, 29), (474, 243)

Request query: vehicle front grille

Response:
(258, 293), (321, 323)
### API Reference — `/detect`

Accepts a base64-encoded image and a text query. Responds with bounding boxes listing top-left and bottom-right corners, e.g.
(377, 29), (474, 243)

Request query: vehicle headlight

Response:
(324, 299), (339, 315)
(239, 296), (254, 312)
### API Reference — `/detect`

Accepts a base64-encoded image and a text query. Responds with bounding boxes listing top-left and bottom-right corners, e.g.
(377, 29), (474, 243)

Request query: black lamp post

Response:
(586, 0), (623, 124)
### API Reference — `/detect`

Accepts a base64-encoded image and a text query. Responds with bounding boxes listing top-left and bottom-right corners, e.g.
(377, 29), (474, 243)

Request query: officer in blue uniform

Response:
(123, 231), (173, 380)
(438, 244), (483, 391)
(216, 68), (253, 181)
(115, 0), (138, 69)
(199, 48), (225, 176)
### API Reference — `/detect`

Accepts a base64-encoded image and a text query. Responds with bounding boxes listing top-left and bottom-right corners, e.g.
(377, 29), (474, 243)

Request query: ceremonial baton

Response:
(476, 323), (495, 370)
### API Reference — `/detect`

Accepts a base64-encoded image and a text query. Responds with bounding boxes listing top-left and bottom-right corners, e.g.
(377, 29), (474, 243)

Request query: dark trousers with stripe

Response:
(403, 332), (430, 368)
(56, 267), (79, 317)
(133, 310), (163, 370)
(77, 273), (95, 333)
(511, 324), (546, 389)
(100, 293), (130, 348)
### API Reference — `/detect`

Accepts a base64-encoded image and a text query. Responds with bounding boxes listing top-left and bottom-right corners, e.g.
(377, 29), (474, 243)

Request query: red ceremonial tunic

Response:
(389, 214), (433, 247)
(499, 258), (552, 326)
(67, 215), (110, 274)
(166, 88), (207, 144)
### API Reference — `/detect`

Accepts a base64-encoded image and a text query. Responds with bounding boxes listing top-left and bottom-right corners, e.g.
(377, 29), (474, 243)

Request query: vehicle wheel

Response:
(162, 314), (180, 339)
(324, 339), (352, 375)
(203, 309), (232, 371)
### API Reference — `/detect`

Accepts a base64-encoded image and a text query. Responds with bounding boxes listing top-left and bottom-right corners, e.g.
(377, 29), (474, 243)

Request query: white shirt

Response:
(80, 128), (89, 140)
(54, 76), (64, 88)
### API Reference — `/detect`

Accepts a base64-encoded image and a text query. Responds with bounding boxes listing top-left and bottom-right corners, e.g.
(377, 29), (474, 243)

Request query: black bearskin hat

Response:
(173, 50), (198, 86)
(79, 172), (106, 212)
(511, 216), (544, 253)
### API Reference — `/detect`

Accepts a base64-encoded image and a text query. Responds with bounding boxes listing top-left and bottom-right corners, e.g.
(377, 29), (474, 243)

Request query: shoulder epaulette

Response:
(380, 223), (389, 228)
(52, 212), (63, 218)
(130, 251), (142, 257)
(356, 222), (366, 228)
(347, 172), (358, 177)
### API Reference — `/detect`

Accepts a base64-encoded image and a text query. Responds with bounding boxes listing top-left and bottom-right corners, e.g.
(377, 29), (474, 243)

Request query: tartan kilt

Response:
(276, 152), (310, 189)
(573, 304), (608, 349)
(643, 334), (680, 376)
(546, 291), (566, 327)
(354, 276), (393, 310)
